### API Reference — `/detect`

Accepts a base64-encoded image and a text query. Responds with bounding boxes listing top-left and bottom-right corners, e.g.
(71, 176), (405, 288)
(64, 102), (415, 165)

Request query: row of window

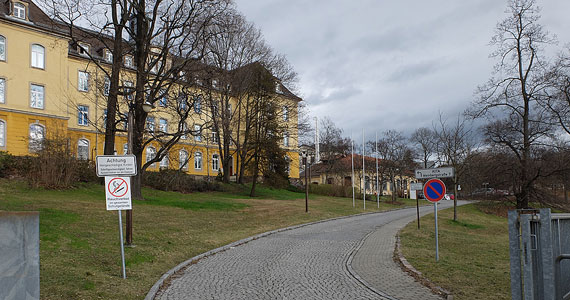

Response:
(0, 120), (45, 151)
(0, 35), (45, 69)
(145, 147), (221, 171)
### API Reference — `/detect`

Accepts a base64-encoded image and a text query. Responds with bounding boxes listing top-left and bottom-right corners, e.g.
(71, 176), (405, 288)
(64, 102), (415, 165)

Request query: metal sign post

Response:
(97, 156), (137, 279)
(423, 178), (446, 262)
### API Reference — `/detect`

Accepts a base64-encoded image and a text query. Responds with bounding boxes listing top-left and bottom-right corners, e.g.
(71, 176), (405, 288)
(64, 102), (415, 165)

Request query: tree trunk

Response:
(250, 154), (259, 197)
(453, 173), (458, 221)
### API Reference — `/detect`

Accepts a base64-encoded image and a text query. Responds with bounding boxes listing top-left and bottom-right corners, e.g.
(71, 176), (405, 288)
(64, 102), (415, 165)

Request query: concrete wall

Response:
(0, 212), (39, 300)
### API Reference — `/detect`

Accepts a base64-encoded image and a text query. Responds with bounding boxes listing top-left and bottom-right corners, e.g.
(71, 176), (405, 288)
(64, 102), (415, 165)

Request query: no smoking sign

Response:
(105, 177), (132, 210)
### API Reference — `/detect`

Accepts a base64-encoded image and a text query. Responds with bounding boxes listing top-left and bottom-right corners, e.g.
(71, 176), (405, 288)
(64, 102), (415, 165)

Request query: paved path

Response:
(153, 201), (466, 300)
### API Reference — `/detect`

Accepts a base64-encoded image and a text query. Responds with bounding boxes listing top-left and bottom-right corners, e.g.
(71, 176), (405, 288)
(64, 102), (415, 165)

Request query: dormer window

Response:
(77, 42), (90, 57)
(13, 2), (26, 19)
(124, 55), (133, 68)
(104, 49), (113, 62)
(276, 84), (282, 94)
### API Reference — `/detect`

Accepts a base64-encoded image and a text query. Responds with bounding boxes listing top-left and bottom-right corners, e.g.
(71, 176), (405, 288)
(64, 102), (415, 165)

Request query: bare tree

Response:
(377, 130), (410, 202)
(468, 0), (556, 209)
(410, 127), (436, 169)
(434, 113), (476, 220)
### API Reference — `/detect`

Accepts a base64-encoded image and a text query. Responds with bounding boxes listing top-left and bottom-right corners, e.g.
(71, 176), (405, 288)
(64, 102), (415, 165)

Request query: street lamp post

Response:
(302, 150), (308, 213)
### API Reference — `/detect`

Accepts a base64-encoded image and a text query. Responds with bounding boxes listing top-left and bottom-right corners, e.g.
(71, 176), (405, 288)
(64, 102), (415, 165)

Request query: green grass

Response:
(0, 178), (425, 300)
(399, 204), (510, 300)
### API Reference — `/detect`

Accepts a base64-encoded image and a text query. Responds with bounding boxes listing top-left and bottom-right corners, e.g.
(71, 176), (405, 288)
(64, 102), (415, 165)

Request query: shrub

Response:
(143, 169), (223, 193)
(27, 136), (80, 189)
(309, 184), (353, 198)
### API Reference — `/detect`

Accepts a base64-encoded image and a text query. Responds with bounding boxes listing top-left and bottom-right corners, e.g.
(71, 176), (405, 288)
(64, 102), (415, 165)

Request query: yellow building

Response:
(0, 0), (301, 179)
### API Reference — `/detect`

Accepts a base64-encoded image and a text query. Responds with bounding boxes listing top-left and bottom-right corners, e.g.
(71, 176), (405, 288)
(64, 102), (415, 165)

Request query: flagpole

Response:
(376, 131), (379, 208)
(351, 131), (355, 208)
(362, 128), (365, 210)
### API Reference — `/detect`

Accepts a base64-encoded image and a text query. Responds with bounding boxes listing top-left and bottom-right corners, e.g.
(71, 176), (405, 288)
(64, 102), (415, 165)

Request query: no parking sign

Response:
(423, 179), (446, 203)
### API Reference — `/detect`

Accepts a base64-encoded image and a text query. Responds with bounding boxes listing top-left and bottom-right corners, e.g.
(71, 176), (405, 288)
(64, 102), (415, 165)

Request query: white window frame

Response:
(146, 146), (156, 163)
(194, 151), (202, 170)
(283, 106), (288, 121)
(30, 84), (44, 109)
(146, 117), (155, 132)
(283, 132), (289, 147)
(0, 119), (5, 147)
(159, 89), (168, 107)
(103, 76), (110, 96)
(123, 143), (128, 155)
(211, 131), (218, 143)
(179, 149), (189, 170)
(29, 123), (45, 152)
(194, 124), (201, 142)
(124, 55), (133, 68)
(160, 153), (169, 168)
(13, 2), (26, 19)
(194, 95), (201, 113)
(78, 105), (89, 126)
(123, 81), (134, 101)
(159, 118), (168, 133)
(78, 42), (90, 57)
(77, 138), (89, 160)
(212, 154), (219, 171)
(0, 35), (6, 61)
(104, 49), (113, 62)
(31, 44), (45, 69)
(78, 70), (89, 92)
(0, 78), (5, 104)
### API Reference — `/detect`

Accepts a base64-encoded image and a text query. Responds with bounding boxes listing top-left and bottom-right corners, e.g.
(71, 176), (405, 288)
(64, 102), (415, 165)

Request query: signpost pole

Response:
(434, 202), (439, 262)
(362, 128), (365, 210)
(416, 195), (420, 229)
(118, 210), (126, 279)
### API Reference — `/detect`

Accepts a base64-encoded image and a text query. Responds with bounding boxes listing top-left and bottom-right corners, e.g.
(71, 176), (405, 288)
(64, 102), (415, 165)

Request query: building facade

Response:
(0, 0), (301, 179)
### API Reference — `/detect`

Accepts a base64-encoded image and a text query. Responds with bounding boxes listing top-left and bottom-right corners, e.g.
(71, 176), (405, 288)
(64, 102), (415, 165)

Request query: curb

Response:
(145, 207), (413, 300)
(345, 229), (398, 300)
(393, 233), (453, 300)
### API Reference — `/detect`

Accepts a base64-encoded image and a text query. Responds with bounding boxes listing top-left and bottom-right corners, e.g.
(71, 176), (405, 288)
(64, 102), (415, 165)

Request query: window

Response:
(31, 44), (45, 69)
(0, 78), (5, 103)
(179, 149), (189, 170)
(181, 122), (188, 140)
(0, 120), (5, 147)
(276, 84), (281, 94)
(285, 156), (291, 175)
(212, 154), (219, 171)
(211, 100), (218, 117)
(160, 154), (168, 168)
(78, 105), (89, 126)
(77, 42), (90, 56)
(103, 76), (110, 96)
(78, 71), (89, 92)
(178, 93), (188, 111)
(146, 117), (155, 132)
(29, 124), (44, 152)
(194, 95), (201, 113)
(283, 132), (289, 147)
(193, 124), (201, 142)
(159, 118), (167, 132)
(146, 146), (156, 163)
(104, 49), (113, 62)
(0, 35), (5, 61)
(13, 2), (25, 19)
(30, 84), (44, 109)
(124, 81), (134, 101)
(283, 106), (288, 121)
(211, 79), (218, 89)
(194, 152), (202, 170)
(123, 143), (128, 155)
(211, 131), (218, 143)
(124, 55), (133, 68)
(159, 89), (167, 107)
(77, 139), (89, 160)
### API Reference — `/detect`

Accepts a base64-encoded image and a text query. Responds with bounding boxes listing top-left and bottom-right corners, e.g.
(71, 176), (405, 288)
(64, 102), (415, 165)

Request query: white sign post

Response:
(415, 167), (454, 179)
(97, 155), (137, 279)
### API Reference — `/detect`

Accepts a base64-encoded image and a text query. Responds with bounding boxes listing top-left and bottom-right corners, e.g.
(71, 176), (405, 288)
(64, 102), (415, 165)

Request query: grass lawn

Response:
(0, 179), (421, 299)
(399, 203), (510, 300)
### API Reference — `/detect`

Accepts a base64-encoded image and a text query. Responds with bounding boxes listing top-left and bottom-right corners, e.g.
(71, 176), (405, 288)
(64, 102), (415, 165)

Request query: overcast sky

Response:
(235, 0), (570, 140)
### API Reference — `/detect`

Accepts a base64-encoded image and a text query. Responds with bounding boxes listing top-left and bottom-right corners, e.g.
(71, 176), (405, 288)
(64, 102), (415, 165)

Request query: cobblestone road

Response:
(154, 201), (462, 300)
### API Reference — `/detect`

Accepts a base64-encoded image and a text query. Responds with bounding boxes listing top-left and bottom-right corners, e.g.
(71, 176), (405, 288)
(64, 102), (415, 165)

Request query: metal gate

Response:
(509, 209), (570, 300)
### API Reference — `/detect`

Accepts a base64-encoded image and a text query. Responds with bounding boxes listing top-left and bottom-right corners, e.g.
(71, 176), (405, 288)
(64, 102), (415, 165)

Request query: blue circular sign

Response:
(423, 179), (446, 203)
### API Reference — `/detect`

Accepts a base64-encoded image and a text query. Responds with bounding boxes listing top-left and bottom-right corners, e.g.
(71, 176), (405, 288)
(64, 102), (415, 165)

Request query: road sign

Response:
(423, 179), (446, 203)
(415, 167), (454, 179)
(96, 155), (137, 177)
(105, 177), (132, 210)
(410, 182), (423, 190)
